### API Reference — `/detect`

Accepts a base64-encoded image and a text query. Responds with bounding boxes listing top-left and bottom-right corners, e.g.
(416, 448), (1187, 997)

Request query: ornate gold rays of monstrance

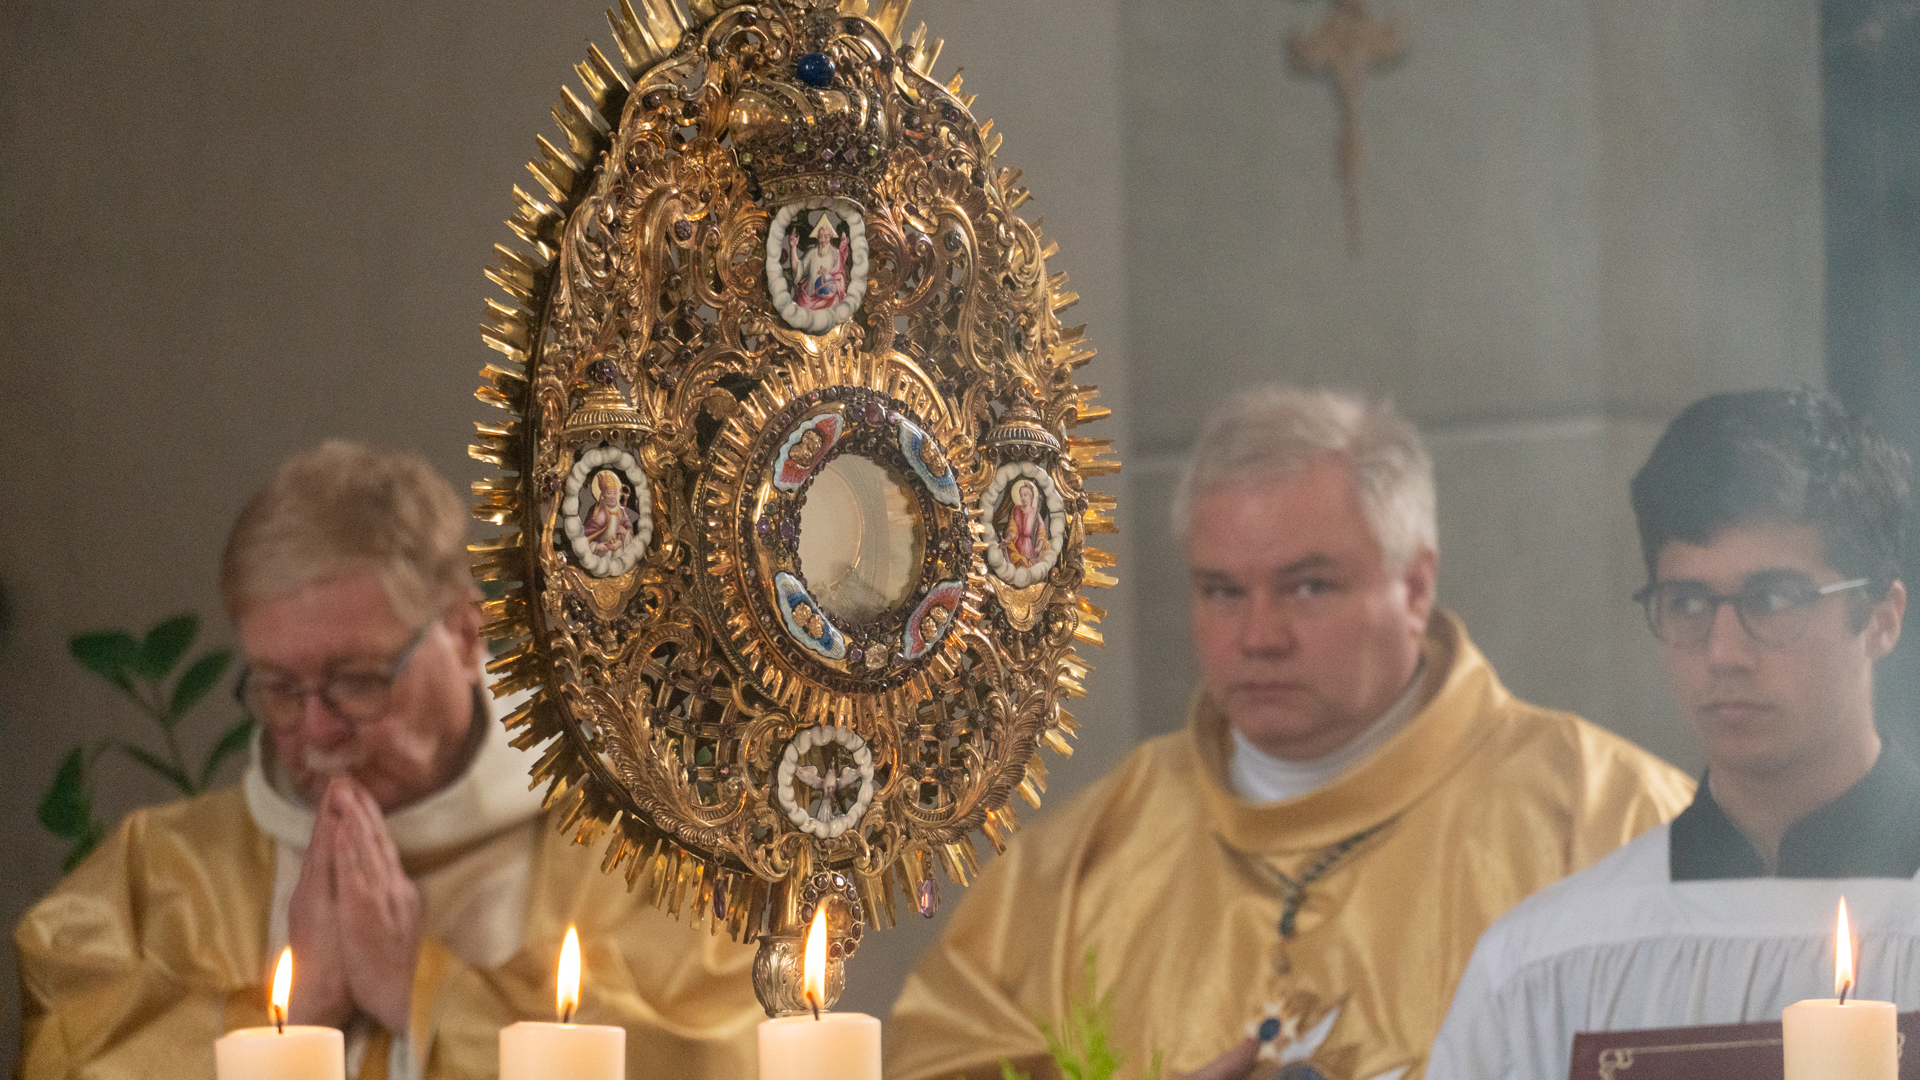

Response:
(466, 0), (1117, 1011)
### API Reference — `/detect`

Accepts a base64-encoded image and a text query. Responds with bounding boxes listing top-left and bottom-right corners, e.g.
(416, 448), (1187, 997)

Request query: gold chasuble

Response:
(886, 613), (1693, 1080)
(15, 786), (760, 1080)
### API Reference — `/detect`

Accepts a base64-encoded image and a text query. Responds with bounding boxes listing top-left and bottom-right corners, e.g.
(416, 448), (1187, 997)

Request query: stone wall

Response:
(1121, 0), (1823, 773)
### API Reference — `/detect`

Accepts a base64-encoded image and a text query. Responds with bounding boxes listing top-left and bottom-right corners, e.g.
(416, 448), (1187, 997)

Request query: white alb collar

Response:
(1228, 660), (1426, 805)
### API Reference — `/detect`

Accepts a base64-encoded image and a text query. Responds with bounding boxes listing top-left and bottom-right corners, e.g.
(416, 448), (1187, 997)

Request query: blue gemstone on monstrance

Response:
(1257, 1017), (1281, 1042)
(796, 52), (835, 87)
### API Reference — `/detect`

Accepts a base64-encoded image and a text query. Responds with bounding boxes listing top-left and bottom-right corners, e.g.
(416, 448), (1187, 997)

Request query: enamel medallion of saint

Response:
(560, 446), (654, 578)
(980, 462), (1065, 588)
(766, 198), (870, 334)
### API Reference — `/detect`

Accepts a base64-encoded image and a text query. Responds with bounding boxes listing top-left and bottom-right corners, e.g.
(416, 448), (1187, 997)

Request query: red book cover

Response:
(1567, 1010), (1919, 1080)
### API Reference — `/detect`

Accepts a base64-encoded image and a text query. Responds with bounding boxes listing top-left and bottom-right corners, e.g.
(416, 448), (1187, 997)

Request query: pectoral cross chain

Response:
(1265, 818), (1396, 972)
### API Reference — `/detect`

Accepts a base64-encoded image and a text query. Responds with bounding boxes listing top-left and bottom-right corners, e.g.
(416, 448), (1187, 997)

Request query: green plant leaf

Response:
(113, 741), (195, 795)
(199, 718), (255, 789)
(70, 632), (140, 690)
(37, 747), (97, 838)
(134, 614), (198, 680)
(168, 650), (232, 722)
(1033, 949), (1154, 1080)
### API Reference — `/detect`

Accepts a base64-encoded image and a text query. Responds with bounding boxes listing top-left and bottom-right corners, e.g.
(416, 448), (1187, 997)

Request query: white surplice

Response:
(1426, 824), (1920, 1080)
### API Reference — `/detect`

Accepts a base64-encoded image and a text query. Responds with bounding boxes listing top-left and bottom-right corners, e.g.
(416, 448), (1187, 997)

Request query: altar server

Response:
(1428, 387), (1920, 1080)
(15, 442), (761, 1080)
(886, 387), (1694, 1080)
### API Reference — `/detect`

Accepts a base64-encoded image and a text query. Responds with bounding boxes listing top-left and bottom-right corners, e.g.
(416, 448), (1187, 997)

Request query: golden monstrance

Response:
(467, 0), (1117, 1012)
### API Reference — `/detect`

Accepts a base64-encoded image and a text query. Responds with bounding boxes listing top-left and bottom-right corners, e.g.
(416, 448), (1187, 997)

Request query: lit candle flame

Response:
(557, 926), (581, 1024)
(802, 904), (828, 1021)
(270, 947), (293, 1034)
(1836, 897), (1855, 1003)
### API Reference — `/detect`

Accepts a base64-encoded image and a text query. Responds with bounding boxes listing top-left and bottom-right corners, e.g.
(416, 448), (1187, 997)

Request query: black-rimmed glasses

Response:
(1633, 574), (1869, 649)
(234, 618), (438, 728)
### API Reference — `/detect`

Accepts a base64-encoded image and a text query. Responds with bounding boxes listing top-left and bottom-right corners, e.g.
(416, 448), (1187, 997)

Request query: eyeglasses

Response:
(1633, 574), (1869, 649)
(234, 618), (438, 728)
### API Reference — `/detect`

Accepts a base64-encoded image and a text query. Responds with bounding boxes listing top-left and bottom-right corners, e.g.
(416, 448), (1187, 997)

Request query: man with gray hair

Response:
(17, 442), (763, 1080)
(886, 387), (1691, 1080)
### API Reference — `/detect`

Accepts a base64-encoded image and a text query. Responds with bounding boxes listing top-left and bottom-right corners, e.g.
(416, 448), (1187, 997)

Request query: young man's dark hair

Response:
(1630, 386), (1913, 614)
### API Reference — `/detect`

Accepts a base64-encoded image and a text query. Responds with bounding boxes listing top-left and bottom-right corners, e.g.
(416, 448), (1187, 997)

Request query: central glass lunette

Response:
(795, 454), (925, 622)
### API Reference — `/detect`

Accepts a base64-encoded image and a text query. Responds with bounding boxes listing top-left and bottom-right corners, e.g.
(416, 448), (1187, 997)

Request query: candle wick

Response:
(807, 992), (821, 1022)
(275, 1011), (284, 1035)
(1840, 982), (1851, 1006)
(562, 1003), (576, 1025)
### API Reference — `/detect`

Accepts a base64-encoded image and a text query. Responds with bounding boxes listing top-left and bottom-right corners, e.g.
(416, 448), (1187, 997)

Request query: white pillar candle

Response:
(499, 926), (625, 1080)
(757, 903), (881, 1080)
(1783, 898), (1898, 1080)
(1782, 998), (1897, 1080)
(499, 1020), (625, 1080)
(215, 948), (344, 1080)
(758, 1012), (882, 1080)
(214, 1027), (345, 1080)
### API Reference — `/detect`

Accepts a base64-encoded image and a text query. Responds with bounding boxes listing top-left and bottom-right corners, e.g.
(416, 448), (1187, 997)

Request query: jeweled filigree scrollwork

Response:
(468, 0), (1119, 953)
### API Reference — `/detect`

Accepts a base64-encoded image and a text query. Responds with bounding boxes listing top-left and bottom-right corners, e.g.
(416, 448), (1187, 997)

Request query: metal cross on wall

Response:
(1289, 0), (1408, 252)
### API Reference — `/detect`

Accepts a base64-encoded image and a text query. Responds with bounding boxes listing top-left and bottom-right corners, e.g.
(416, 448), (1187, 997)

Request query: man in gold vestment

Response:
(15, 443), (761, 1080)
(886, 388), (1694, 1080)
